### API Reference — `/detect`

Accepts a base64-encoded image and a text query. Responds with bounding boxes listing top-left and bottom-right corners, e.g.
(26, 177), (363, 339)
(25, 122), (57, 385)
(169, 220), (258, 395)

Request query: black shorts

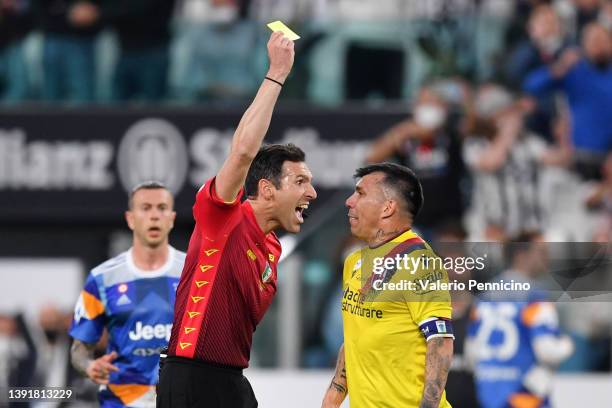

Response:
(156, 356), (257, 408)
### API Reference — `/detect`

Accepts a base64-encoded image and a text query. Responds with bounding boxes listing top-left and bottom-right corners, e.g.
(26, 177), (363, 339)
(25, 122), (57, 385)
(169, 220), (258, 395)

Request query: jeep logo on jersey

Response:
(117, 118), (188, 194)
(128, 321), (172, 342)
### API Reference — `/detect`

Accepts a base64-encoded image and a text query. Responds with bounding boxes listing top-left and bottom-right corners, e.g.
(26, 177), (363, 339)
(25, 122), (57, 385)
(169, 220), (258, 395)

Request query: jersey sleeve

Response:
(404, 249), (453, 324)
(193, 177), (243, 223)
(69, 273), (107, 344)
(342, 250), (361, 284)
(521, 302), (561, 338)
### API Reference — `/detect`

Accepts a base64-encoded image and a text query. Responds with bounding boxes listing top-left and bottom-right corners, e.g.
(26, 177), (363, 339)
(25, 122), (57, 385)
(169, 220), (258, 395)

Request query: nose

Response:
(306, 183), (317, 200)
(346, 193), (355, 208)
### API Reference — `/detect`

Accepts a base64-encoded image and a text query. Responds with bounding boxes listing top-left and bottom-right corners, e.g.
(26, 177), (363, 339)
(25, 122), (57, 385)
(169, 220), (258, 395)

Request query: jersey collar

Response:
(127, 246), (176, 278)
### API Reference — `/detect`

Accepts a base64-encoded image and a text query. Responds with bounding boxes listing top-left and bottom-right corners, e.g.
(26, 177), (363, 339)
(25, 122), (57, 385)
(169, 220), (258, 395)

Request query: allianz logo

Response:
(129, 321), (172, 342)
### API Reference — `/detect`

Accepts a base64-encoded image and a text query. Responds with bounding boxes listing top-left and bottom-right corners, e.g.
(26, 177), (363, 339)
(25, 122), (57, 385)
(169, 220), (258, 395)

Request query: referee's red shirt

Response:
(168, 178), (281, 368)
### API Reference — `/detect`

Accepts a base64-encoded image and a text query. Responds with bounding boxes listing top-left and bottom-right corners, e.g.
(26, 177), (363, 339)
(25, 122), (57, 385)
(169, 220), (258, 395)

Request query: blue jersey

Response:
(70, 247), (185, 408)
(468, 297), (562, 408)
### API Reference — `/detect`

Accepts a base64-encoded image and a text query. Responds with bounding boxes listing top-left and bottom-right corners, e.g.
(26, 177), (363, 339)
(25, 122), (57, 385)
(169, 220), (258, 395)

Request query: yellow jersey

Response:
(342, 229), (453, 408)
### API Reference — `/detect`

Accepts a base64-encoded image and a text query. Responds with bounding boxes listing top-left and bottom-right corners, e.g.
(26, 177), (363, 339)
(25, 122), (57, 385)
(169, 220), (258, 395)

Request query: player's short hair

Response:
(128, 181), (172, 209)
(354, 162), (424, 219)
(245, 143), (306, 197)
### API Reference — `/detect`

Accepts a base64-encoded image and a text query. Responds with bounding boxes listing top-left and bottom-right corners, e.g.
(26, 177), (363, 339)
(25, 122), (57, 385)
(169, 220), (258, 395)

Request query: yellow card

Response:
(267, 20), (300, 41)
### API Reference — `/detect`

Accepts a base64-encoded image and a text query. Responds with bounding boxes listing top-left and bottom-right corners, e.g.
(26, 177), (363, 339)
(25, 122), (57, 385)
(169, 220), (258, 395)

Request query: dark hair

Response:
(354, 162), (424, 218)
(245, 143), (306, 197)
(128, 181), (171, 209)
(504, 231), (542, 264)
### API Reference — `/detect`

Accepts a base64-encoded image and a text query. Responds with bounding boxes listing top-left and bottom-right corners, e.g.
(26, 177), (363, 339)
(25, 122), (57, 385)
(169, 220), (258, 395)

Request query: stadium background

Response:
(0, 0), (611, 407)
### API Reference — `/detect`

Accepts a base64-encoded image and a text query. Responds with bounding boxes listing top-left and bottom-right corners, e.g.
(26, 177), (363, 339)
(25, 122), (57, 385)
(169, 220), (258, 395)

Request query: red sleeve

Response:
(193, 177), (243, 223)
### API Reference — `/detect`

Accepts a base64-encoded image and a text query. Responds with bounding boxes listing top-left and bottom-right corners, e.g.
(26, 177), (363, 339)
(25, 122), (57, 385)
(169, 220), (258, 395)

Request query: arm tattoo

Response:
(420, 338), (453, 408)
(328, 344), (348, 396)
(330, 381), (347, 395)
(70, 339), (96, 376)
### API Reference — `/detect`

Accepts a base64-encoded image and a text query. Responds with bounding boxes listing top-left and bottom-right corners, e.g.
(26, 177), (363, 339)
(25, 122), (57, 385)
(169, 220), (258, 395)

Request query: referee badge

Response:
(262, 263), (272, 283)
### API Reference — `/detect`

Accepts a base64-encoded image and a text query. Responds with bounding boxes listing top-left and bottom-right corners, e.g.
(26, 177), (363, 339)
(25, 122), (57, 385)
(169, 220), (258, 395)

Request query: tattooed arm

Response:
(71, 339), (119, 385)
(321, 344), (348, 408)
(419, 337), (453, 408)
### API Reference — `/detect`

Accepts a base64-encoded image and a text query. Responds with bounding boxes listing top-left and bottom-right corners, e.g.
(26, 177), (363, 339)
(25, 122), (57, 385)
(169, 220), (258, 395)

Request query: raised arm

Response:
(215, 32), (295, 202)
(366, 120), (422, 164)
(523, 48), (579, 97)
(468, 112), (521, 172)
(321, 344), (348, 408)
(419, 337), (453, 408)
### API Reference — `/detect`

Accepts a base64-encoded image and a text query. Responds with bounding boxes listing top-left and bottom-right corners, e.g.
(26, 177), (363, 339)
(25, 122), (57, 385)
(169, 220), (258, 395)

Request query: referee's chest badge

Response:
(262, 263), (273, 283)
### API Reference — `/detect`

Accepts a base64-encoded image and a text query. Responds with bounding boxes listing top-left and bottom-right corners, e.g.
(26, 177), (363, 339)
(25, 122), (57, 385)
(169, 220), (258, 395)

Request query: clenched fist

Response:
(266, 31), (295, 84)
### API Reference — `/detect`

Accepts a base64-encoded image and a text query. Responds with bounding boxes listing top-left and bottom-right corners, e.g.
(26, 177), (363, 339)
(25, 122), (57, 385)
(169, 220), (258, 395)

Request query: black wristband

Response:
(265, 76), (284, 87)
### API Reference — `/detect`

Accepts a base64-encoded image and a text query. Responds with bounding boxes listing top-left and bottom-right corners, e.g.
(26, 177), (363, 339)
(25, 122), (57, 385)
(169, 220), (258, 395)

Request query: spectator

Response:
(367, 85), (465, 234)
(0, 0), (32, 102)
(506, 4), (571, 140)
(334, 0), (409, 100)
(0, 313), (37, 407)
(173, 0), (257, 101)
(100, 0), (176, 101)
(524, 22), (612, 179)
(463, 84), (571, 240)
(34, 0), (102, 102)
(585, 151), (612, 241)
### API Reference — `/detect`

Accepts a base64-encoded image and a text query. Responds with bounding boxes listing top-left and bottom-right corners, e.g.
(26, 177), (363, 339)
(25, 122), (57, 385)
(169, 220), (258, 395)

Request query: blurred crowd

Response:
(0, 306), (100, 406)
(0, 0), (609, 105)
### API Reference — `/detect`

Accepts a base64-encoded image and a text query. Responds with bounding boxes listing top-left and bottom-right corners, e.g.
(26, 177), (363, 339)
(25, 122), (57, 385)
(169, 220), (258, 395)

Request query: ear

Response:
(381, 199), (398, 219)
(125, 210), (135, 231)
(258, 179), (275, 200)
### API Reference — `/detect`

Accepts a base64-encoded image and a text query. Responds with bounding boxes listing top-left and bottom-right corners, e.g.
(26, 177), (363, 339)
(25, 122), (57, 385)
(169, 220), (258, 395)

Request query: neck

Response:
(132, 239), (170, 271)
(248, 199), (279, 235)
(367, 221), (411, 248)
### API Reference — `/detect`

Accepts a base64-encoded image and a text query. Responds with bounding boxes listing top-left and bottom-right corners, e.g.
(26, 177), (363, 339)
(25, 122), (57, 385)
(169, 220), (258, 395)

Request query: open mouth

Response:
(295, 204), (309, 223)
(148, 226), (162, 234)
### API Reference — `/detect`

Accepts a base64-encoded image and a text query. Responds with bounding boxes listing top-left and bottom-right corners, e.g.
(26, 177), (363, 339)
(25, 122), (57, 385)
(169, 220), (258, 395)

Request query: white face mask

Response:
(414, 104), (446, 130)
(537, 35), (563, 54)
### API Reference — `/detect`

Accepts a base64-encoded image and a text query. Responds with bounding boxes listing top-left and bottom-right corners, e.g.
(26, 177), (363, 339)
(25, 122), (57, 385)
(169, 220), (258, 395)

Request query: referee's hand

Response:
(86, 351), (120, 385)
(266, 31), (295, 85)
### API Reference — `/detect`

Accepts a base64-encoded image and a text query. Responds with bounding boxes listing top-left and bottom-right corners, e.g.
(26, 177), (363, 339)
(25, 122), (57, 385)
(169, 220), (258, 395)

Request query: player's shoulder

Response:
(394, 230), (432, 256)
(168, 247), (187, 278)
(90, 251), (129, 277)
(172, 247), (187, 263)
(344, 248), (362, 268)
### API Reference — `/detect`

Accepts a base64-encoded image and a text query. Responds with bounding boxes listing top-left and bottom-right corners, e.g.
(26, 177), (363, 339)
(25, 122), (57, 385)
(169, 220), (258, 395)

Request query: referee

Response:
(157, 31), (317, 408)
